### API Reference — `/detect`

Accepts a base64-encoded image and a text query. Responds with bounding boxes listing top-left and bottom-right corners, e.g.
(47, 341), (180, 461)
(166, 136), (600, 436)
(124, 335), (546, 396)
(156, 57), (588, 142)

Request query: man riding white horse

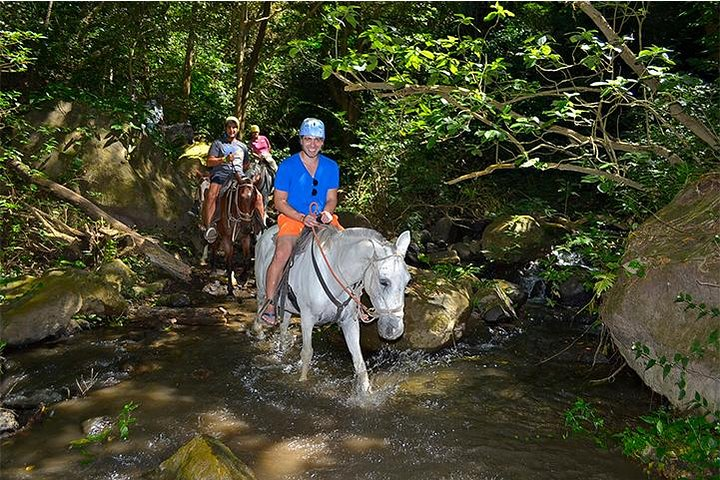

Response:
(260, 117), (343, 325)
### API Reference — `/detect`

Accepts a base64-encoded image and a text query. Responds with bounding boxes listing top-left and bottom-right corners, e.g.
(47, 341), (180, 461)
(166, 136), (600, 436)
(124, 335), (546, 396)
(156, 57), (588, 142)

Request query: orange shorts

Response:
(277, 213), (343, 237)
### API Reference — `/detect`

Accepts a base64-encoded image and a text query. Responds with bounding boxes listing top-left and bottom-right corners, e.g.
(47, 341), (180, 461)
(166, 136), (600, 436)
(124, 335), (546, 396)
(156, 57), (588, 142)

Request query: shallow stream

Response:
(1, 301), (657, 479)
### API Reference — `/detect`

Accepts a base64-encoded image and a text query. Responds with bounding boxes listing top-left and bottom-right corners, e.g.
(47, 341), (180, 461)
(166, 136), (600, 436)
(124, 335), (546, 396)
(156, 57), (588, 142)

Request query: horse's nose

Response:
(378, 316), (404, 341)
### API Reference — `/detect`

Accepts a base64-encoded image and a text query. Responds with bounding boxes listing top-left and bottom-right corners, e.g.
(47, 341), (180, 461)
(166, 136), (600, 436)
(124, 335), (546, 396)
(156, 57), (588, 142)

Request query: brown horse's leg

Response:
(222, 233), (234, 296)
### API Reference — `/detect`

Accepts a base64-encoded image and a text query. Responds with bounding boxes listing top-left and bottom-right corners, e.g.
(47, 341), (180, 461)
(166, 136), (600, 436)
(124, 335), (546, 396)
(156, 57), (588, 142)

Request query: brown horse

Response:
(211, 175), (265, 295)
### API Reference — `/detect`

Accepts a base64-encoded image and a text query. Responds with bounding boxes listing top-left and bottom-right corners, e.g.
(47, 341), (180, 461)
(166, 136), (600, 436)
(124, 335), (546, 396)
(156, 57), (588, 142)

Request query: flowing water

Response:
(1, 302), (657, 480)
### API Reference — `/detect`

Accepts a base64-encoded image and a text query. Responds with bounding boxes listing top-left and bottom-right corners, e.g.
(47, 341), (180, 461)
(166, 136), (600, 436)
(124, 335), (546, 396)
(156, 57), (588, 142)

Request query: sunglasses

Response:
(311, 178), (318, 196)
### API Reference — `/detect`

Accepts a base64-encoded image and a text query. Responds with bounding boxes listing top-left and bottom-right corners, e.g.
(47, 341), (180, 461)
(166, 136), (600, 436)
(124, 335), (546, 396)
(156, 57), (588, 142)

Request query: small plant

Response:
(431, 263), (482, 281)
(616, 408), (720, 479)
(75, 368), (100, 397)
(564, 398), (720, 479)
(69, 401), (139, 463)
(563, 397), (608, 447)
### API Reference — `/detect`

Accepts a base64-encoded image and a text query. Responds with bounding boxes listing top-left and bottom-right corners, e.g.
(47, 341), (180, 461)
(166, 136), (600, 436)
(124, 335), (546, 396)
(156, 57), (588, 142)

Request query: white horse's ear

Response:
(395, 230), (411, 258)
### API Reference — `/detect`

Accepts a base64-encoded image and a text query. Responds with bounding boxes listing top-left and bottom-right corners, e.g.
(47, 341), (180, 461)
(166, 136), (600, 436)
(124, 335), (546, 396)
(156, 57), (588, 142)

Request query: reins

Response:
(307, 202), (401, 324)
(224, 180), (254, 242)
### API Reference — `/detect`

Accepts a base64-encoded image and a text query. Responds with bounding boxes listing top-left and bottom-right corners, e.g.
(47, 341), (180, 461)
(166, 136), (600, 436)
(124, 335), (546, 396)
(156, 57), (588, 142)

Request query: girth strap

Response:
(311, 238), (358, 323)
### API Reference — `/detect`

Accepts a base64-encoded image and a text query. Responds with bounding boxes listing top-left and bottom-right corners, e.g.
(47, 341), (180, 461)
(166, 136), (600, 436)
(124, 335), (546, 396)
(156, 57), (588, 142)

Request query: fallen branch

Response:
(8, 157), (192, 282)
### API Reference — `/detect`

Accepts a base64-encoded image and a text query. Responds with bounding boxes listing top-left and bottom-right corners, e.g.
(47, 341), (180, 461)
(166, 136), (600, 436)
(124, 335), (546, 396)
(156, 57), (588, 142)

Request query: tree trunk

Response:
(239, 2), (272, 128)
(44, 1), (53, 28)
(7, 157), (193, 282)
(180, 3), (198, 122)
(576, 1), (720, 152)
(234, 3), (249, 132)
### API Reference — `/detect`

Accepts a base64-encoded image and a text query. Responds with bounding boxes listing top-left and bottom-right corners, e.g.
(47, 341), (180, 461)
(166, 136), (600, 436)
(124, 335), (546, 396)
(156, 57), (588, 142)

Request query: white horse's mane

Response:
(318, 227), (392, 251)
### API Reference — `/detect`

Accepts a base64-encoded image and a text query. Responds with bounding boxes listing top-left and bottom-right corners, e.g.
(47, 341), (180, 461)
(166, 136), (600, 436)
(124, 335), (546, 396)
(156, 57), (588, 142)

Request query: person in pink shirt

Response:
(249, 124), (278, 172)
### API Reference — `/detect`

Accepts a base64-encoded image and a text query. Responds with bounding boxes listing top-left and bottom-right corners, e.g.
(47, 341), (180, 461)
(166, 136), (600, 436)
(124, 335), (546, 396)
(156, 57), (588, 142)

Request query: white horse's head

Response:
(364, 231), (412, 340)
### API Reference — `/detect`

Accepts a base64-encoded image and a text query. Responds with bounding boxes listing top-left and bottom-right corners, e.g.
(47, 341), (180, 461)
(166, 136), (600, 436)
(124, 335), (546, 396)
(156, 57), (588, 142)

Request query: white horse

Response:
(254, 225), (411, 393)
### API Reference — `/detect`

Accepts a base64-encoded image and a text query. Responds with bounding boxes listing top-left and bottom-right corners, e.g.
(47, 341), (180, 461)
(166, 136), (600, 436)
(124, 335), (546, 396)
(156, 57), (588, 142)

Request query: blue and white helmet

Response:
(299, 118), (325, 139)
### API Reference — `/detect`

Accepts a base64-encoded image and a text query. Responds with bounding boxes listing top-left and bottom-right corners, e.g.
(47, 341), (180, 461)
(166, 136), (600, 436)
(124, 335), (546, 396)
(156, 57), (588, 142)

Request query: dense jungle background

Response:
(1, 2), (719, 479)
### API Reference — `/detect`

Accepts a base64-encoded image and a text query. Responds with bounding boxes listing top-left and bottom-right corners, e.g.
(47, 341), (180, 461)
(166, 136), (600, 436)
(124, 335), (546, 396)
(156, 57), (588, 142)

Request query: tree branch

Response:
(446, 161), (646, 190)
(8, 157), (193, 282)
(335, 73), (682, 168)
(576, 1), (720, 151)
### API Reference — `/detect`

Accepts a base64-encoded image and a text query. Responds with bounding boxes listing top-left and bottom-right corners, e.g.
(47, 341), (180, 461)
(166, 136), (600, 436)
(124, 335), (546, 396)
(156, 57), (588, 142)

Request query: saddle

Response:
(274, 226), (353, 323)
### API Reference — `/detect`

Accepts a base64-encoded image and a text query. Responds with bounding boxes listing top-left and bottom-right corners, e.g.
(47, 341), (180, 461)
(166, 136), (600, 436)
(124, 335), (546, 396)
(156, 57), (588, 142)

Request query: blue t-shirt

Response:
(208, 135), (248, 177)
(275, 152), (340, 215)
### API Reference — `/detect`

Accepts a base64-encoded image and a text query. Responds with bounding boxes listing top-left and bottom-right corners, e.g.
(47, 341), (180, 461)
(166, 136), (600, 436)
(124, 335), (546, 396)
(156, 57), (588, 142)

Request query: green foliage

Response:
(69, 401), (139, 463)
(564, 398), (720, 479)
(563, 397), (607, 447)
(632, 294), (719, 402)
(431, 263), (482, 282)
(617, 408), (720, 479)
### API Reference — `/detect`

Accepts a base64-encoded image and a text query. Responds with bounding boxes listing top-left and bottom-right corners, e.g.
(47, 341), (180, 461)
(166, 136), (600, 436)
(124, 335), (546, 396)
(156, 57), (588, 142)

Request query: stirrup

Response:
(204, 226), (218, 243)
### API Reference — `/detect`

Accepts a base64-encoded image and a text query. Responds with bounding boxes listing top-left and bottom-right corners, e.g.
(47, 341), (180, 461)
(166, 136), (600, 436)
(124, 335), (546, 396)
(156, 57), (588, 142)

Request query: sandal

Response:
(260, 310), (277, 326)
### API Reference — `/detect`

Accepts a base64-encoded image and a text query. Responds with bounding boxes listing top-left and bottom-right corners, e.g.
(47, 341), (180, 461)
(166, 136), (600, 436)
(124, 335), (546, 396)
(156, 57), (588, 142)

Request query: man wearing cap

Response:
(248, 124), (278, 172)
(260, 117), (343, 325)
(202, 116), (250, 243)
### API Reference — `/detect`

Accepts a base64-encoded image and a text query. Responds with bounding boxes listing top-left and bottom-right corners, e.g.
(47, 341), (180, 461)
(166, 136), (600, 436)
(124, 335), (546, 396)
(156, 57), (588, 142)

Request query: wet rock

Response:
(144, 434), (256, 480)
(361, 266), (473, 352)
(470, 280), (525, 327)
(430, 216), (457, 244)
(0, 409), (19, 435)
(3, 388), (65, 409)
(450, 239), (485, 263)
(481, 214), (552, 265)
(132, 280), (168, 299)
(425, 249), (461, 265)
(601, 173), (720, 412)
(557, 274), (592, 307)
(157, 293), (191, 308)
(0, 263), (130, 346)
(81, 416), (114, 436)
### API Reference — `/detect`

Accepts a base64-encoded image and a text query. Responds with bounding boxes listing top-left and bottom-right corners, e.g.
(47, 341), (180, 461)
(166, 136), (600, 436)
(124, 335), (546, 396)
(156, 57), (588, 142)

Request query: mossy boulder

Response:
(481, 214), (553, 264)
(470, 279), (525, 326)
(361, 266), (473, 351)
(144, 435), (256, 480)
(0, 260), (133, 346)
(601, 173), (720, 412)
(21, 101), (199, 235)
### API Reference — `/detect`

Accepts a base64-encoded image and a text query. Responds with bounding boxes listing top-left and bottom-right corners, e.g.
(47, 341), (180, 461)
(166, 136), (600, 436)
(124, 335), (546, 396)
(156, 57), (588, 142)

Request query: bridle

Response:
(310, 226), (406, 323)
(223, 180), (254, 242)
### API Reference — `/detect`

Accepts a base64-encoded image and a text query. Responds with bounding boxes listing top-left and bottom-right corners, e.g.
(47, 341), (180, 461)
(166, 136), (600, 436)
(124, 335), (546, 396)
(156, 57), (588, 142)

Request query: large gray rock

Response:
(0, 260), (133, 346)
(144, 435), (256, 480)
(601, 173), (720, 412)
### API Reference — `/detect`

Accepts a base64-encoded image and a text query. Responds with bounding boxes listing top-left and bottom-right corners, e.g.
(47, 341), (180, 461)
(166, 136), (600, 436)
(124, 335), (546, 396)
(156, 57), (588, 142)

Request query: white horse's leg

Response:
(279, 312), (293, 353)
(340, 317), (371, 393)
(299, 314), (315, 382)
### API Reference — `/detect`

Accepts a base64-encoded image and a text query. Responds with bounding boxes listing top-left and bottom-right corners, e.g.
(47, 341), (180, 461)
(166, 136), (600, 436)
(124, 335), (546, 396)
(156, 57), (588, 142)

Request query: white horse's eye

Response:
(379, 278), (390, 288)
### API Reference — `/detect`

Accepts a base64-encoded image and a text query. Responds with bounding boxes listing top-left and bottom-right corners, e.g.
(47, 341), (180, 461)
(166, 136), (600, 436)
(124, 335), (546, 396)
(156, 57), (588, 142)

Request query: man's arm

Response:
(206, 141), (230, 167)
(274, 190), (305, 222)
